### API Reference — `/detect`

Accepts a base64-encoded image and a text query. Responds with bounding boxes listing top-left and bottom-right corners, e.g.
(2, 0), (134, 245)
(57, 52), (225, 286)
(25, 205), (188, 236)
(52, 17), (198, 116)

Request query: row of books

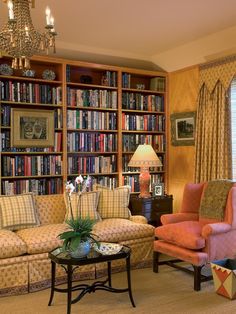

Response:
(0, 81), (62, 105)
(122, 113), (165, 131)
(67, 132), (117, 152)
(122, 174), (164, 192)
(1, 155), (62, 177)
(67, 155), (117, 174)
(67, 88), (117, 109)
(122, 134), (165, 152)
(122, 155), (164, 172)
(67, 110), (117, 130)
(1, 106), (63, 129)
(1, 178), (63, 195)
(0, 131), (62, 152)
(122, 73), (132, 88)
(122, 93), (164, 111)
(101, 71), (117, 87)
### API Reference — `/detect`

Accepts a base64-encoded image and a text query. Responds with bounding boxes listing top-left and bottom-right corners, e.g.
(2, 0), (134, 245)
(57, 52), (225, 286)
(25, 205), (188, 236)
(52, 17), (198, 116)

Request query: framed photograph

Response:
(11, 108), (54, 147)
(170, 111), (196, 146)
(152, 183), (164, 197)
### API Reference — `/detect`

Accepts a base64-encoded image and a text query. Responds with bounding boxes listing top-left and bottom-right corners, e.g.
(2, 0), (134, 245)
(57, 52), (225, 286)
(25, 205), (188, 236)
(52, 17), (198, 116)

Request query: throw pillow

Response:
(0, 193), (40, 231)
(93, 184), (131, 219)
(64, 191), (101, 221)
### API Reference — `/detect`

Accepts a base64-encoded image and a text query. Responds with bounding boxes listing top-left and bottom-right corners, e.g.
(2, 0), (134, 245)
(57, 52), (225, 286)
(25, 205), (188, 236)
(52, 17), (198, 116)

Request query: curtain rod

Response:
(200, 54), (236, 70)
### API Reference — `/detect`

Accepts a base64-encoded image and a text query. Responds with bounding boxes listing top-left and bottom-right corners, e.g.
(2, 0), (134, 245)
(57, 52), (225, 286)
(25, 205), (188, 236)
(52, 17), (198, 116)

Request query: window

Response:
(230, 78), (236, 179)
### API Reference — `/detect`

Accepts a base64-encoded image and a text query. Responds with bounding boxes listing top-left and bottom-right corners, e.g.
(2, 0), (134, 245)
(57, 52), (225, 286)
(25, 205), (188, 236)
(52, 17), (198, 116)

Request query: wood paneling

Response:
(168, 66), (199, 211)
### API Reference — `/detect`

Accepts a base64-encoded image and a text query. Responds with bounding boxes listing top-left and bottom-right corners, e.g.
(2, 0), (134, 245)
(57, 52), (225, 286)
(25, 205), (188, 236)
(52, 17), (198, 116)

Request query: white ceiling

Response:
(1, 0), (236, 71)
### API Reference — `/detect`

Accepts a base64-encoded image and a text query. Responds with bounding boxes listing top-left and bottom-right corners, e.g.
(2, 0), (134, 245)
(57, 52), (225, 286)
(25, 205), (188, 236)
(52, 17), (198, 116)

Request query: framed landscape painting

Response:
(170, 111), (196, 146)
(11, 108), (54, 147)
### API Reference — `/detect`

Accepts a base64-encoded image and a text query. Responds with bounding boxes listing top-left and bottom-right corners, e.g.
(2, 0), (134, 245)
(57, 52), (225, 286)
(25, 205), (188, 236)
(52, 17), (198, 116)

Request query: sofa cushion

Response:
(0, 193), (39, 231)
(0, 229), (27, 259)
(16, 224), (67, 254)
(35, 194), (66, 225)
(155, 221), (205, 250)
(64, 191), (101, 221)
(93, 218), (154, 242)
(93, 185), (131, 219)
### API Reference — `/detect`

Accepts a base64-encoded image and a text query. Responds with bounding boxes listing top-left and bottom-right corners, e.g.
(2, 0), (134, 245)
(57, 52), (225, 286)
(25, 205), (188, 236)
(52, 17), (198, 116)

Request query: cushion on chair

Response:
(155, 221), (205, 250)
(181, 183), (205, 214)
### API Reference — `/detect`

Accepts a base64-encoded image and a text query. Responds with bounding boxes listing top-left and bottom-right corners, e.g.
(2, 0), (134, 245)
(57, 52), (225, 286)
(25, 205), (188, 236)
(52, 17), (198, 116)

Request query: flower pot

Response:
(69, 241), (91, 258)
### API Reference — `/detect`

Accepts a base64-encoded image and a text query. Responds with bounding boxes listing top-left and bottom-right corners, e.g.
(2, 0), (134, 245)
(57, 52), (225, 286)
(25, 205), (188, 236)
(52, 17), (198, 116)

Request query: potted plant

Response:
(59, 176), (99, 258)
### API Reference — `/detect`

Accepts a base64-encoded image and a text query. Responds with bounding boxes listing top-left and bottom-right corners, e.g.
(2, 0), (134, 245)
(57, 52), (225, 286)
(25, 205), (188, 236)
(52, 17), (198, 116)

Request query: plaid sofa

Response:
(0, 194), (154, 297)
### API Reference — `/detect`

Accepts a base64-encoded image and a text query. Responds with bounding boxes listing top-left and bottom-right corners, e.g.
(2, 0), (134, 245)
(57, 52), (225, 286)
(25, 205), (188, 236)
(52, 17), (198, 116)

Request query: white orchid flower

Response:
(65, 181), (75, 195)
(75, 175), (84, 185)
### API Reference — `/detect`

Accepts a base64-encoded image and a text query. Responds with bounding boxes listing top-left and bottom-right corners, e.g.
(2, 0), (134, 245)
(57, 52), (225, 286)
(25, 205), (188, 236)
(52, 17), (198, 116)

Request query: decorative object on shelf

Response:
(0, 0), (57, 70)
(42, 69), (56, 80)
(0, 63), (13, 75)
(152, 183), (165, 197)
(80, 75), (92, 84)
(11, 108), (54, 147)
(136, 83), (145, 90)
(128, 144), (162, 198)
(170, 111), (196, 146)
(22, 69), (36, 77)
(59, 177), (100, 258)
(94, 242), (122, 255)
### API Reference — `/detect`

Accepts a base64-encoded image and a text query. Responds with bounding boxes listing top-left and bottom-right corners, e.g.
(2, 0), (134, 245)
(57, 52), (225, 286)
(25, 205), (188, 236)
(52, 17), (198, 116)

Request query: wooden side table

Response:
(129, 195), (173, 226)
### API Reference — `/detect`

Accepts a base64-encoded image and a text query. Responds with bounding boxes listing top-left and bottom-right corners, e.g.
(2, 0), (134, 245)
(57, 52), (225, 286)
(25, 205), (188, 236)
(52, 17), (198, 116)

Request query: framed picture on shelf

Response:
(152, 183), (164, 197)
(170, 111), (196, 146)
(11, 108), (54, 147)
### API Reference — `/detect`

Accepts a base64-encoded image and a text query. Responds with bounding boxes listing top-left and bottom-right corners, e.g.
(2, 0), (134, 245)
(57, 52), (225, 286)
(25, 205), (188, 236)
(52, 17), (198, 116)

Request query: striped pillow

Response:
(93, 185), (131, 219)
(0, 193), (39, 231)
(64, 191), (101, 221)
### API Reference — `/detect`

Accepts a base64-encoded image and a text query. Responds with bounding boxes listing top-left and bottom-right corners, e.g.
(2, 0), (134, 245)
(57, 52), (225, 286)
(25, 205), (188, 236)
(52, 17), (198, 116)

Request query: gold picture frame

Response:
(170, 111), (196, 146)
(11, 108), (54, 147)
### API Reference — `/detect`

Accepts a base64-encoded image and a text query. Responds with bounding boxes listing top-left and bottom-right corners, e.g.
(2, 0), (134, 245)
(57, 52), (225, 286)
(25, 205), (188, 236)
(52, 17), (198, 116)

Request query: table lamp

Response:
(128, 144), (162, 198)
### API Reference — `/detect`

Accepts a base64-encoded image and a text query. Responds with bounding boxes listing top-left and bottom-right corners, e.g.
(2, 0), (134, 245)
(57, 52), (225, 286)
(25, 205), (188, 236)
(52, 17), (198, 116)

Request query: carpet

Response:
(0, 265), (235, 314)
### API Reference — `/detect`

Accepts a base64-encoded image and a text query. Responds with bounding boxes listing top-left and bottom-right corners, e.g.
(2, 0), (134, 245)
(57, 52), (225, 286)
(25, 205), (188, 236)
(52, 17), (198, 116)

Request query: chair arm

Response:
(130, 215), (148, 224)
(201, 223), (232, 238)
(161, 213), (199, 225)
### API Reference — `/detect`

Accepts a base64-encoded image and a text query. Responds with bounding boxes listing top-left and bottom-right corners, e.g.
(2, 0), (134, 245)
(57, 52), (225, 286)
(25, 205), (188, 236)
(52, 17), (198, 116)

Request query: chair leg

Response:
(153, 251), (160, 273)
(193, 265), (202, 291)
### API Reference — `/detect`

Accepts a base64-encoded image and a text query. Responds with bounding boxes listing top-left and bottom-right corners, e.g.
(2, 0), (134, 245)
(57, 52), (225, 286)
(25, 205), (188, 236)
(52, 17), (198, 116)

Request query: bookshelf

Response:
(0, 57), (64, 195)
(0, 56), (167, 195)
(121, 70), (167, 193)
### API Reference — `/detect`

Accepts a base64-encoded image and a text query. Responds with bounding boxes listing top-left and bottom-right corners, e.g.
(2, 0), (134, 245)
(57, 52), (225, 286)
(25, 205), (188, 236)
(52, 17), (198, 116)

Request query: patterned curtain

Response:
(194, 55), (236, 182)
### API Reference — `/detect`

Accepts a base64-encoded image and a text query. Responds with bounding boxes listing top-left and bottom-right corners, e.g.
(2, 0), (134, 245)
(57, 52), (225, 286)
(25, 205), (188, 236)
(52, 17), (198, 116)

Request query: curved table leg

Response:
(48, 261), (55, 306)
(126, 255), (136, 307)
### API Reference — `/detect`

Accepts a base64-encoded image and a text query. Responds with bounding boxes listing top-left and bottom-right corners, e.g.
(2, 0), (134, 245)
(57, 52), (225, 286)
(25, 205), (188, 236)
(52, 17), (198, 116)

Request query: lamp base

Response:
(139, 167), (151, 198)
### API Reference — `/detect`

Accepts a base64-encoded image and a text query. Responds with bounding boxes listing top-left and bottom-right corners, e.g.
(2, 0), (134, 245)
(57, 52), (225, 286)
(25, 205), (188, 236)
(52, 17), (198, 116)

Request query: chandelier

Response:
(0, 0), (57, 69)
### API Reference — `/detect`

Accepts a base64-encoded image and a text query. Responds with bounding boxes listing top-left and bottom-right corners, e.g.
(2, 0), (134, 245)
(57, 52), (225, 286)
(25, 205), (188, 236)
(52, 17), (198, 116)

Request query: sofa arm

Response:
(130, 215), (148, 224)
(161, 213), (199, 225)
(201, 222), (232, 238)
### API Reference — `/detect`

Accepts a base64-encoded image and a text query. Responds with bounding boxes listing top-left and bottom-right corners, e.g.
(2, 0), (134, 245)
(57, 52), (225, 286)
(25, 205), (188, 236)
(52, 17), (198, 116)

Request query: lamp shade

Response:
(128, 145), (162, 168)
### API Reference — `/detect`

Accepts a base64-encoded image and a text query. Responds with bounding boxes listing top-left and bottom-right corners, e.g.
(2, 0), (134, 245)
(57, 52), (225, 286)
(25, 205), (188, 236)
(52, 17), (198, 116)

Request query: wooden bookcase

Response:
(0, 55), (168, 195)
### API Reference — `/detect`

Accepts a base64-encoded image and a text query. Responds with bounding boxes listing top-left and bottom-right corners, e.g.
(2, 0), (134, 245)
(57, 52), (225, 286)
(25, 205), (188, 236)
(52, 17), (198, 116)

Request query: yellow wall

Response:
(168, 66), (199, 211)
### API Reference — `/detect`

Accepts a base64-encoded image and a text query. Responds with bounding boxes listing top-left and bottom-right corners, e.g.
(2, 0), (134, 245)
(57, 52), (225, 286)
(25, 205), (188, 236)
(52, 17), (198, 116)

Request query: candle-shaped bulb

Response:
(45, 6), (51, 25)
(8, 0), (14, 20)
(50, 16), (54, 26)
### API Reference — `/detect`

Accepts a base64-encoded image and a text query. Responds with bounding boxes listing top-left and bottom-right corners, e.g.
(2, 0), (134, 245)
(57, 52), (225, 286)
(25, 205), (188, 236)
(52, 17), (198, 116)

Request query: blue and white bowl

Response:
(42, 69), (56, 80)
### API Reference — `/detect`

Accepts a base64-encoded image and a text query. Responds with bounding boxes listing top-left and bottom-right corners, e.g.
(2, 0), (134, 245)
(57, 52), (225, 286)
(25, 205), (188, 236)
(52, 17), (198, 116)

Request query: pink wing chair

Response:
(153, 182), (236, 291)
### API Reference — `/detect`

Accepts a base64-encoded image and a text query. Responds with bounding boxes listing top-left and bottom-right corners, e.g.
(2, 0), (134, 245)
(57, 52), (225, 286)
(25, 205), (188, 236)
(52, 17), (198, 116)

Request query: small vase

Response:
(69, 241), (90, 258)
